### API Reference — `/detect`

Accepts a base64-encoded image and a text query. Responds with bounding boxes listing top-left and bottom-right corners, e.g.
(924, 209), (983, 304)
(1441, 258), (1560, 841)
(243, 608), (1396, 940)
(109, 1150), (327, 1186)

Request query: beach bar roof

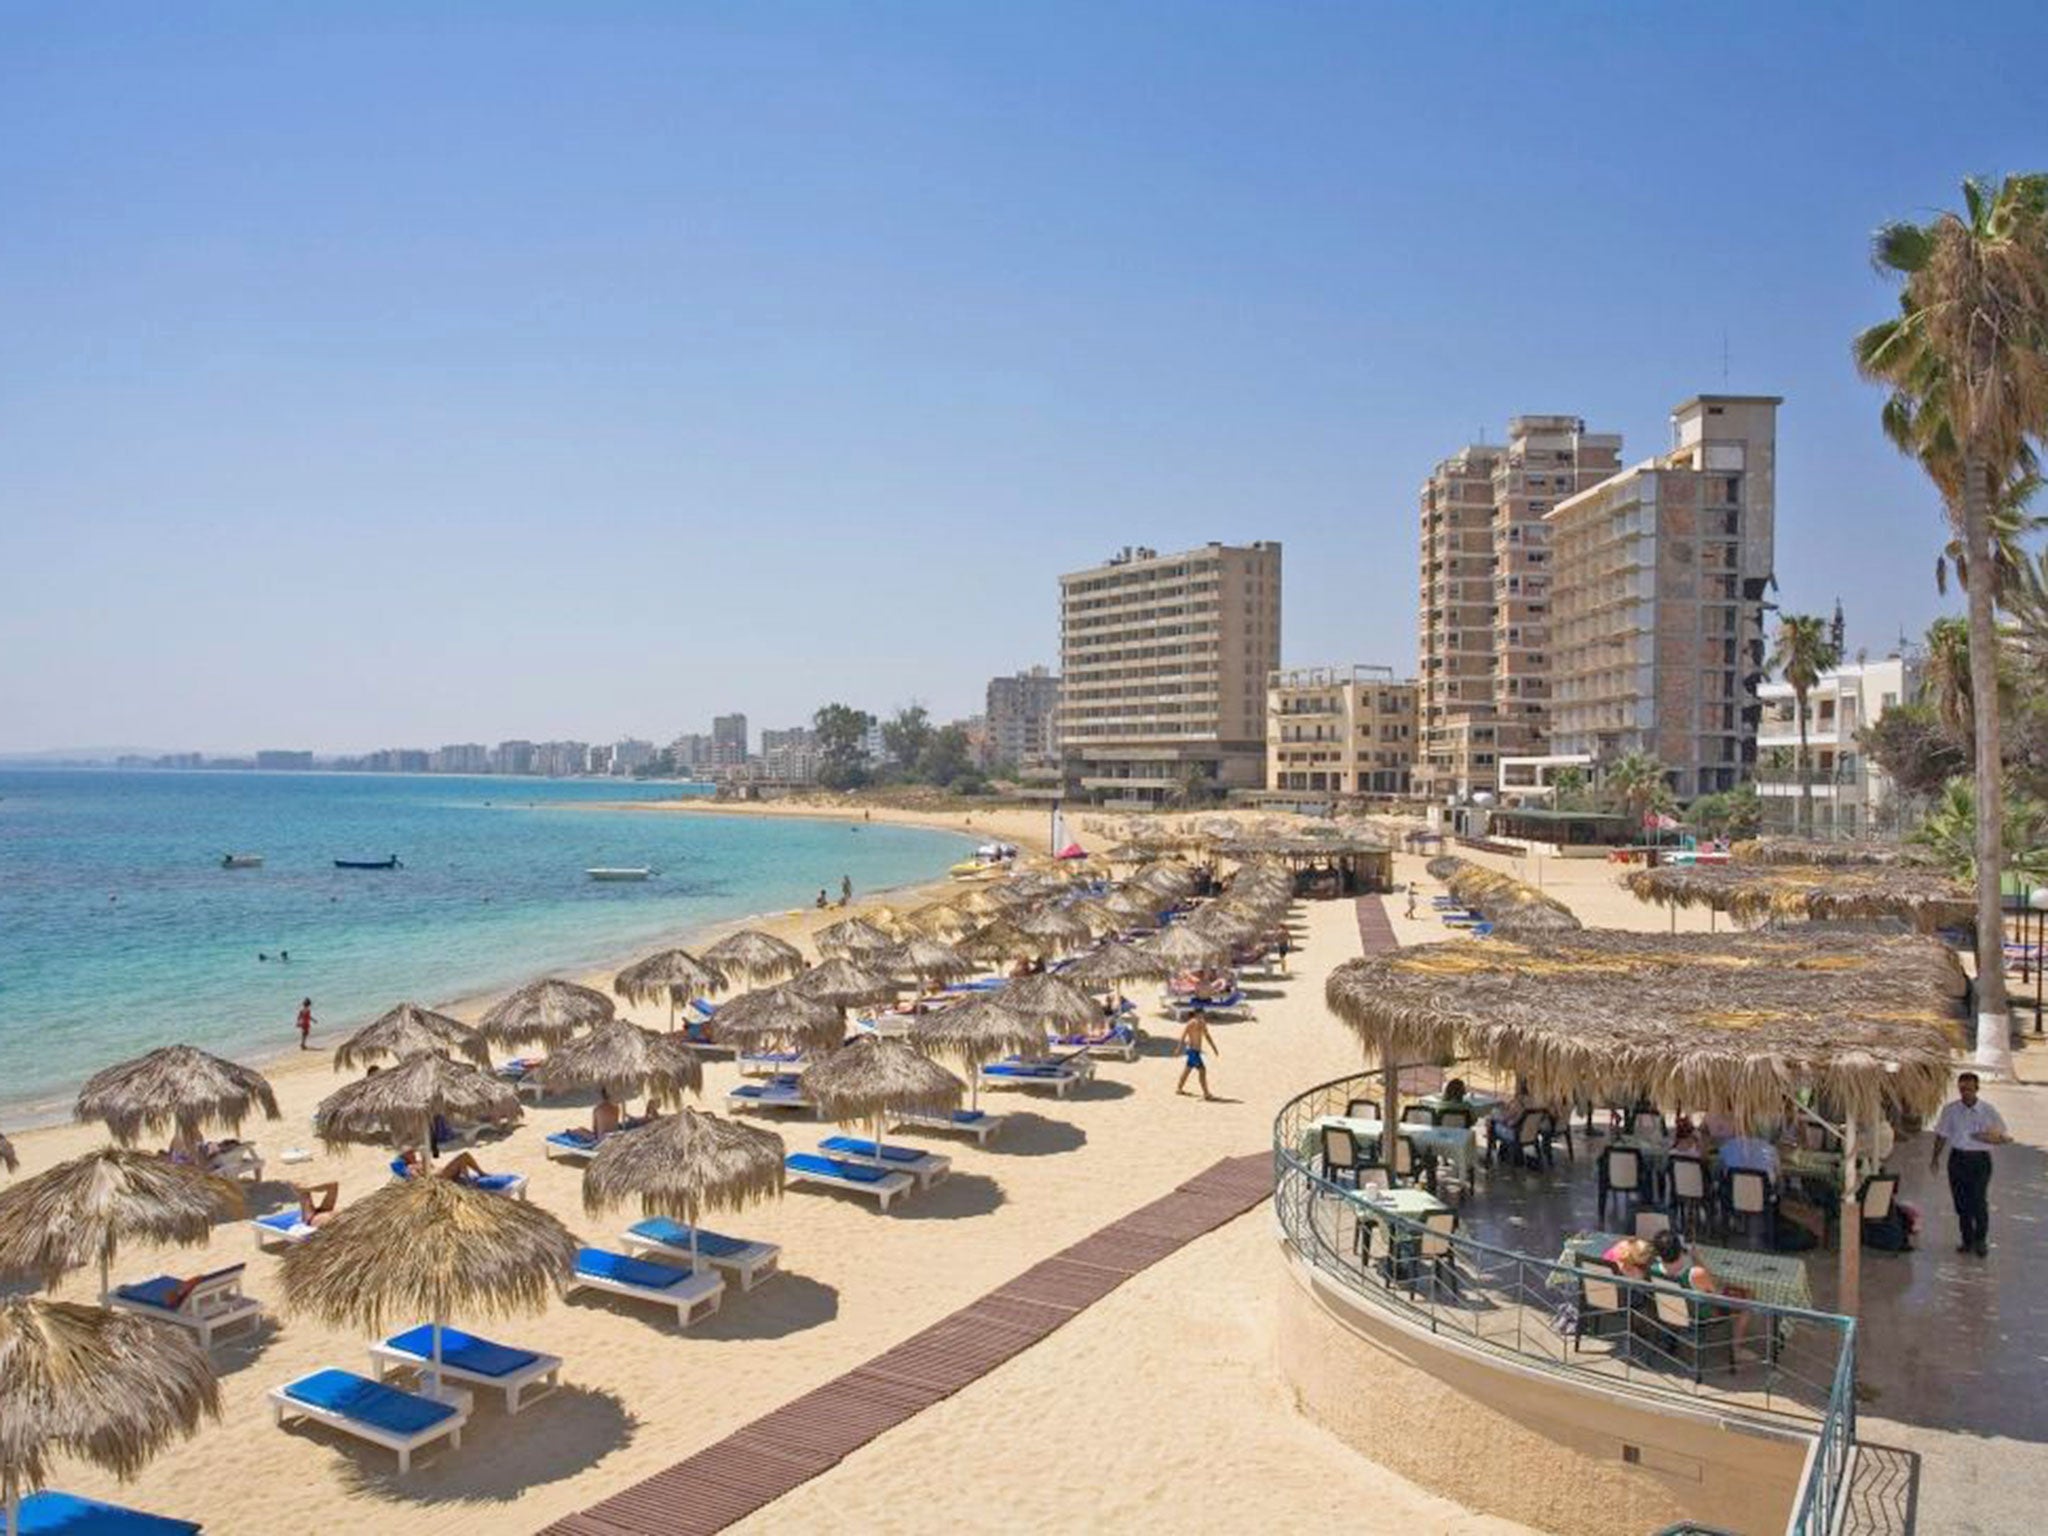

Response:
(1623, 861), (1972, 933)
(1325, 930), (1966, 1126)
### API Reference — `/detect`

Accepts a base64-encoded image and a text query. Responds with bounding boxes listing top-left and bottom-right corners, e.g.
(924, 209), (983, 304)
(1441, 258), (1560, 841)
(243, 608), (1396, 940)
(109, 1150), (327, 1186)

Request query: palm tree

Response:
(1856, 172), (2048, 1071)
(1770, 614), (1843, 837)
(1600, 751), (1670, 835)
(1550, 765), (1589, 810)
(1936, 470), (2044, 597)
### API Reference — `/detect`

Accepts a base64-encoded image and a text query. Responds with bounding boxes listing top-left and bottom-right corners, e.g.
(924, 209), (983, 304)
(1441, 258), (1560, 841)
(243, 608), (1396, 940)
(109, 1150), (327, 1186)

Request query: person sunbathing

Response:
(295, 1182), (341, 1228)
(593, 1089), (623, 1138)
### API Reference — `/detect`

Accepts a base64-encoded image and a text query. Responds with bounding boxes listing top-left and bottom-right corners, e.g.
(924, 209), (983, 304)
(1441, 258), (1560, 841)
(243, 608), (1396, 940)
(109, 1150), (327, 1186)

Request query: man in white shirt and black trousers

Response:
(1930, 1072), (2011, 1256)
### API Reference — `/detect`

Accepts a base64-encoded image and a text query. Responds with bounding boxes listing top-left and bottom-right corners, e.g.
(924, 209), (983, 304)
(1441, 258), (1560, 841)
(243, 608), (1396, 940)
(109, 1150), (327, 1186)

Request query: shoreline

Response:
(1, 812), (1001, 1140)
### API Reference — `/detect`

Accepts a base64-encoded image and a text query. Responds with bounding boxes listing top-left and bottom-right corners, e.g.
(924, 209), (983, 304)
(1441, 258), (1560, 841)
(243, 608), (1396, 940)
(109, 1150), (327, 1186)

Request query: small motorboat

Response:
(586, 867), (656, 882)
(335, 856), (403, 870)
(220, 853), (264, 869)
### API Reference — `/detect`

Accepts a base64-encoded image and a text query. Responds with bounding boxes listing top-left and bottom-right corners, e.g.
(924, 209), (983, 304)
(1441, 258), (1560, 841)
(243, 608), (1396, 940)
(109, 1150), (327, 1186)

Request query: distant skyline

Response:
(4, 4), (2044, 753)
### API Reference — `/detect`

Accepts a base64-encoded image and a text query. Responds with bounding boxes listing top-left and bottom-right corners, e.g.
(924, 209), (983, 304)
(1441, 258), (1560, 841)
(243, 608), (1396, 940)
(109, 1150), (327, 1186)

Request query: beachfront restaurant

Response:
(1276, 928), (1966, 1535)
(1210, 834), (1393, 897)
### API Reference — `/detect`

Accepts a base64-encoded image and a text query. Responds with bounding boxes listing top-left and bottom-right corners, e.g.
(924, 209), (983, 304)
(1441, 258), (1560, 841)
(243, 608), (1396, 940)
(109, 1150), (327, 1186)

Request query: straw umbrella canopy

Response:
(802, 1036), (964, 1161)
(314, 1051), (521, 1153)
(1623, 862), (1972, 934)
(702, 929), (808, 987)
(0, 1297), (218, 1535)
(533, 1019), (704, 1108)
(582, 1109), (785, 1274)
(1016, 907), (1094, 951)
(885, 938), (982, 989)
(1061, 941), (1173, 987)
(1730, 838), (1926, 868)
(958, 919), (1051, 966)
(75, 1046), (280, 1151)
(790, 957), (902, 1010)
(952, 884), (1022, 917)
(901, 900), (973, 939)
(0, 1150), (243, 1298)
(1131, 862), (1196, 898)
(280, 1174), (577, 1397)
(0, 1136), (15, 1176)
(1427, 856), (1583, 935)
(477, 979), (615, 1049)
(1142, 924), (1233, 972)
(908, 997), (1047, 1112)
(707, 985), (846, 1054)
(334, 1003), (491, 1072)
(1000, 974), (1104, 1033)
(1062, 900), (1124, 940)
(815, 916), (897, 959)
(1100, 887), (1164, 927)
(615, 949), (730, 1031)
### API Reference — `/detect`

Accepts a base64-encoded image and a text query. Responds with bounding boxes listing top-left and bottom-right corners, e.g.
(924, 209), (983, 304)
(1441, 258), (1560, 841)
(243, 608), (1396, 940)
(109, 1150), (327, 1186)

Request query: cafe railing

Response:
(1274, 1070), (1858, 1535)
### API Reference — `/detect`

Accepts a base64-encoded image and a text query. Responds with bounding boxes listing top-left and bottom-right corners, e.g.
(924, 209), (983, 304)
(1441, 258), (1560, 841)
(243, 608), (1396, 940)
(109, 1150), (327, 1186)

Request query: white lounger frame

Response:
(891, 1109), (1003, 1144)
(269, 1376), (468, 1474)
(820, 1141), (951, 1189)
(619, 1228), (781, 1291)
(564, 1262), (725, 1327)
(366, 1340), (563, 1414)
(785, 1159), (915, 1211)
(250, 1213), (317, 1252)
(107, 1271), (265, 1350)
(725, 1085), (814, 1114)
(978, 1060), (1094, 1097)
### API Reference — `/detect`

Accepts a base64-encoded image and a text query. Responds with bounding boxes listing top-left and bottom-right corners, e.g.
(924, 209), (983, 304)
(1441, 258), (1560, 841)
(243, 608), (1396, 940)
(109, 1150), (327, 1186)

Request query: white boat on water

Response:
(220, 853), (264, 869)
(586, 867), (656, 882)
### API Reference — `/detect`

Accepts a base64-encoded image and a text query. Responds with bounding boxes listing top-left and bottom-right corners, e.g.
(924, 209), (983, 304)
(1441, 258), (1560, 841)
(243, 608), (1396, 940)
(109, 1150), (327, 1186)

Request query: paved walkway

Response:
(540, 1154), (1273, 1536)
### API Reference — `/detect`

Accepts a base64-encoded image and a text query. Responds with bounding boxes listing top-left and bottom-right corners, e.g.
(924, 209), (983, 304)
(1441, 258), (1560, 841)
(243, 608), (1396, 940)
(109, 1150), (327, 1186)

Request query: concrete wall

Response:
(1275, 1242), (1810, 1536)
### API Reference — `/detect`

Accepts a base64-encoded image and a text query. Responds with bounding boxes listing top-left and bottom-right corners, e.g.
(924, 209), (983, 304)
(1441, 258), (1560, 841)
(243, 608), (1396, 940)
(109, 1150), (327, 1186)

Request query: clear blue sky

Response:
(3, 2), (2043, 754)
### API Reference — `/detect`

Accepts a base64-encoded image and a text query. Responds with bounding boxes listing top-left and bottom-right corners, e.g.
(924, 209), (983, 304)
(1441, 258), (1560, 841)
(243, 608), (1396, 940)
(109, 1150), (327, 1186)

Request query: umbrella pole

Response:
(431, 1308), (445, 1397)
(7, 1473), (19, 1536)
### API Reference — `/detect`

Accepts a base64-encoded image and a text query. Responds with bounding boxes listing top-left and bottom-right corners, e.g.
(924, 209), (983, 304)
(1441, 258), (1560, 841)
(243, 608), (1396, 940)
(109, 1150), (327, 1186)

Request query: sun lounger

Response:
(675, 1019), (734, 1056)
(978, 1058), (1093, 1097)
(271, 1368), (467, 1474)
(738, 1049), (805, 1077)
(565, 1247), (725, 1326)
(890, 1107), (1003, 1144)
(544, 1129), (606, 1163)
(1161, 989), (1250, 1021)
(621, 1217), (781, 1290)
(496, 1057), (551, 1103)
(387, 1158), (529, 1199)
(14, 1491), (201, 1535)
(784, 1152), (915, 1211)
(1048, 1021), (1142, 1061)
(369, 1325), (562, 1413)
(206, 1142), (263, 1183)
(108, 1263), (264, 1350)
(726, 1075), (814, 1114)
(817, 1136), (950, 1188)
(250, 1209), (318, 1252)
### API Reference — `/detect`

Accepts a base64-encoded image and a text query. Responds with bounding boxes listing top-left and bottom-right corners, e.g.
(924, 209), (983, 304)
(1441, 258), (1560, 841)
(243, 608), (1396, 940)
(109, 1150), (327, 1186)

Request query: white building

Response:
(1756, 654), (1920, 836)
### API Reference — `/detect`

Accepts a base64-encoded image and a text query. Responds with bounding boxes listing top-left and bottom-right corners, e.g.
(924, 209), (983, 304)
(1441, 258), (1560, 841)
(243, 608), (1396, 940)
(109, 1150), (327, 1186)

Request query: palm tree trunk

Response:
(1796, 690), (1812, 837)
(1962, 453), (2011, 1071)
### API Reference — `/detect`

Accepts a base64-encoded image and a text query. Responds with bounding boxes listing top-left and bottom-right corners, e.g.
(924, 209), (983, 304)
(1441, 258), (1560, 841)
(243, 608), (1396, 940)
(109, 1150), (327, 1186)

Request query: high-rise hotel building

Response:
(1416, 416), (1622, 799)
(1058, 541), (1282, 805)
(1545, 396), (1779, 797)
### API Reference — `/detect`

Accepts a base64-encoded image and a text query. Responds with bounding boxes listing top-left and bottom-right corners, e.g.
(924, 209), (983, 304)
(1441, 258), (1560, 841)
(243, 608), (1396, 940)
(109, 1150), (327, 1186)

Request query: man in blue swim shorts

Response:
(1176, 1016), (1220, 1101)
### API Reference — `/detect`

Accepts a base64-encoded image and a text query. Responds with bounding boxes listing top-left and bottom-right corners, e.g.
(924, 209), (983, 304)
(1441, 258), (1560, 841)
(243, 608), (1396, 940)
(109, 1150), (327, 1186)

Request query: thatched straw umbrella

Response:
(582, 1109), (784, 1274)
(958, 919), (1058, 966)
(0, 1297), (219, 1535)
(908, 997), (1046, 1112)
(790, 957), (901, 1011)
(885, 938), (981, 989)
(0, 1136), (15, 1176)
(75, 1046), (280, 1152)
(280, 1175), (576, 1397)
(1061, 941), (1172, 987)
(534, 1019), (703, 1108)
(1730, 838), (1926, 868)
(1142, 924), (1233, 972)
(1426, 856), (1583, 934)
(313, 1051), (521, 1153)
(334, 1003), (491, 1072)
(1623, 862), (1972, 934)
(615, 950), (729, 1032)
(0, 1149), (243, 1298)
(814, 916), (897, 959)
(702, 929), (808, 987)
(708, 986), (845, 1055)
(802, 1036), (964, 1163)
(1001, 974), (1103, 1033)
(1099, 888), (1163, 927)
(477, 979), (615, 1049)
(1016, 907), (1094, 952)
(901, 901), (973, 939)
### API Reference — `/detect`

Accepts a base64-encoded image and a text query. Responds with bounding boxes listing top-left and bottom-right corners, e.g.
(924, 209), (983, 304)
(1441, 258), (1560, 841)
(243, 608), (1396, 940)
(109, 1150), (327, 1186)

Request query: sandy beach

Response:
(3, 803), (1533, 1535)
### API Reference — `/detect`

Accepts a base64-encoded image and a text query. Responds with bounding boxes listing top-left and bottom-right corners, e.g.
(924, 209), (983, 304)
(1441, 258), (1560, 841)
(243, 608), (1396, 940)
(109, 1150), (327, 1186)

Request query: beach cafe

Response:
(1273, 925), (1966, 1536)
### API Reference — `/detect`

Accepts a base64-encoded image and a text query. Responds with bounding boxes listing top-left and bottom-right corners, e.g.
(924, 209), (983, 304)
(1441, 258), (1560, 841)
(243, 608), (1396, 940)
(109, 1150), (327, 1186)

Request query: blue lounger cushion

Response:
(786, 1152), (890, 1184)
(627, 1218), (752, 1258)
(576, 1247), (695, 1289)
(114, 1276), (187, 1309)
(284, 1368), (459, 1435)
(819, 1136), (925, 1164)
(986, 1061), (1065, 1076)
(385, 1325), (538, 1379)
(16, 1491), (201, 1536)
(547, 1130), (600, 1148)
(255, 1211), (306, 1233)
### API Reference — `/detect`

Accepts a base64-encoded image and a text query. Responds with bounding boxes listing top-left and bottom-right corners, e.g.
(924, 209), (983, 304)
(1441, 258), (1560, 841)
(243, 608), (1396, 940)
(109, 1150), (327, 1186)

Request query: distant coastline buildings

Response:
(1266, 665), (1417, 798)
(985, 666), (1061, 770)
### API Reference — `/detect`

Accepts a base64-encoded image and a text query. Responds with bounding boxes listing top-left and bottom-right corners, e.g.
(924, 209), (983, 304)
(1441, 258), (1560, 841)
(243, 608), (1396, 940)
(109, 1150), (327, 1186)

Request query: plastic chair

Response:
(1344, 1097), (1380, 1120)
(1724, 1168), (1777, 1243)
(1668, 1153), (1712, 1238)
(1597, 1146), (1643, 1225)
(1572, 1254), (1631, 1355)
(1320, 1126), (1365, 1190)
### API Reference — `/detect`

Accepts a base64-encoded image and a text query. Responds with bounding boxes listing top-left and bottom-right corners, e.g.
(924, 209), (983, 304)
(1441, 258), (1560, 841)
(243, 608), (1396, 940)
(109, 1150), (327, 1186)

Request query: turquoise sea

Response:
(0, 771), (970, 1124)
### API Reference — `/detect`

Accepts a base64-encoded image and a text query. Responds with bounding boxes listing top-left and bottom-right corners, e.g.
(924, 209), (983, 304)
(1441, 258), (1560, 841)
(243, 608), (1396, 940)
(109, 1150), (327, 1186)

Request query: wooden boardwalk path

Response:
(541, 1153), (1273, 1536)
